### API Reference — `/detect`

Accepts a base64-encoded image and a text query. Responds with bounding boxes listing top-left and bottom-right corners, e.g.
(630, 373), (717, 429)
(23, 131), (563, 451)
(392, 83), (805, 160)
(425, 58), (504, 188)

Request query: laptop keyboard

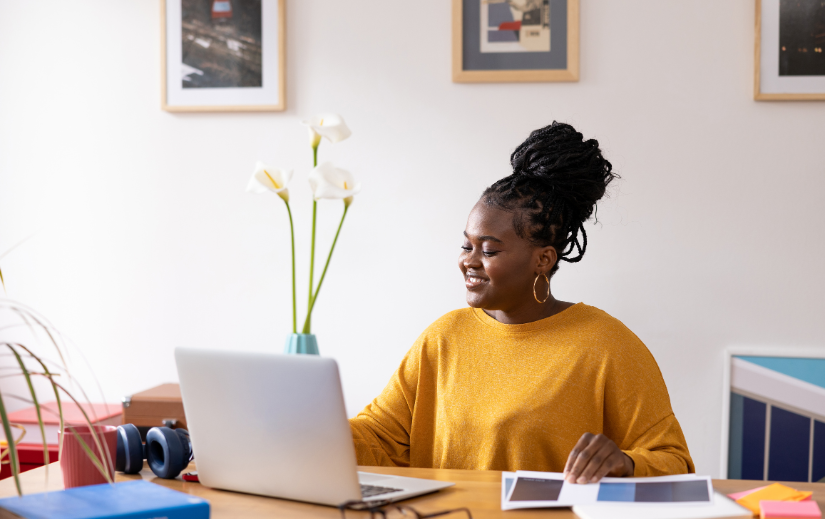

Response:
(361, 484), (402, 498)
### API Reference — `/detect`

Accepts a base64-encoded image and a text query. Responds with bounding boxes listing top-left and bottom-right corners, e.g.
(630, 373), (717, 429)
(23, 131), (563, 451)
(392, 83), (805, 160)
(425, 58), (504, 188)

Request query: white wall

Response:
(1, 0), (824, 477)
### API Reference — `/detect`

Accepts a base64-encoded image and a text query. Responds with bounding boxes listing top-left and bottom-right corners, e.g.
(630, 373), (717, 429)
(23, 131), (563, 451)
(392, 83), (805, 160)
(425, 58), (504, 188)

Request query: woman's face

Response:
(459, 201), (554, 313)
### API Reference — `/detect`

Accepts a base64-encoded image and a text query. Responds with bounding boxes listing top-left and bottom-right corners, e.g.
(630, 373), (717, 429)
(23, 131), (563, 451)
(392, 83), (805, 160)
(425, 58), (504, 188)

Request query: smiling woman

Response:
(349, 122), (694, 483)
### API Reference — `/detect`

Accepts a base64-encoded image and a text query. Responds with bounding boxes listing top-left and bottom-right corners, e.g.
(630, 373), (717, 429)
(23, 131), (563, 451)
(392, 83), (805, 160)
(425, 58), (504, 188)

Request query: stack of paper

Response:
(731, 483), (813, 515)
(572, 496), (753, 519)
(501, 471), (751, 519)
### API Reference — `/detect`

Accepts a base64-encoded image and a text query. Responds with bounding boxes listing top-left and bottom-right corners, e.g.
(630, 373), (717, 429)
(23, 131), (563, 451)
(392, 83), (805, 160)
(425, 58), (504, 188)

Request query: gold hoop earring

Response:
(533, 273), (550, 304)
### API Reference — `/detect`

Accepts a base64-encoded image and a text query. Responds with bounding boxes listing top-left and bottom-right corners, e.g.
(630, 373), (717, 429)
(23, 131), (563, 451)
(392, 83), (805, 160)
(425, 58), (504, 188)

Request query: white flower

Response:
(246, 161), (293, 202)
(308, 162), (361, 206)
(302, 113), (352, 147)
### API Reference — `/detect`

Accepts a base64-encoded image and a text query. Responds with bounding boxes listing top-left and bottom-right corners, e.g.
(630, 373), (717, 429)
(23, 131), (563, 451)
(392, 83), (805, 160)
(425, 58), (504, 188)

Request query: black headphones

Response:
(115, 423), (193, 479)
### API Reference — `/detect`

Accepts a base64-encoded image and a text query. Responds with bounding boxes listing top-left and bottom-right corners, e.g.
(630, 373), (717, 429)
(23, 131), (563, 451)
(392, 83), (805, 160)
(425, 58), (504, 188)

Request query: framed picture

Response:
(721, 347), (825, 482)
(755, 0), (825, 100)
(452, 0), (579, 83)
(161, 0), (285, 112)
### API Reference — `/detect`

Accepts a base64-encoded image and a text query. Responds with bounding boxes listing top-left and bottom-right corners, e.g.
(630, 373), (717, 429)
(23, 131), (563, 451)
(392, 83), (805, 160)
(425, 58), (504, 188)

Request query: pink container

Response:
(58, 425), (117, 489)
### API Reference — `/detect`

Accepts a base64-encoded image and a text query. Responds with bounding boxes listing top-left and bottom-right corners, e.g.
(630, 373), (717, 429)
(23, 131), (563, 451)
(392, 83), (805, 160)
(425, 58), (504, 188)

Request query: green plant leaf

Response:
(15, 340), (67, 480)
(0, 266), (5, 293)
(6, 345), (49, 467)
(11, 306), (69, 372)
(0, 388), (22, 495)
(0, 300), (114, 495)
(4, 303), (69, 378)
(10, 343), (66, 486)
(0, 302), (111, 490)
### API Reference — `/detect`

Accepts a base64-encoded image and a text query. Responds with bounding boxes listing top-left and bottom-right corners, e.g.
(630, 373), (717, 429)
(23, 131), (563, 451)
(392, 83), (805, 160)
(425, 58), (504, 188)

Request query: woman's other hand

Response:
(563, 432), (634, 483)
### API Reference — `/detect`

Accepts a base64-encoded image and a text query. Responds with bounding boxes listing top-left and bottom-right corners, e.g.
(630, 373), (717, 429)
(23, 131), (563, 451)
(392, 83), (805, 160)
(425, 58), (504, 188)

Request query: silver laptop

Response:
(174, 348), (454, 506)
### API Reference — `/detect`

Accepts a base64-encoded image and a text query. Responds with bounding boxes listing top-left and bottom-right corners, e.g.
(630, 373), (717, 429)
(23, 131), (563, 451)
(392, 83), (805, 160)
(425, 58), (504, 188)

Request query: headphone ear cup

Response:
(174, 428), (192, 463)
(115, 424), (144, 474)
(146, 427), (187, 479)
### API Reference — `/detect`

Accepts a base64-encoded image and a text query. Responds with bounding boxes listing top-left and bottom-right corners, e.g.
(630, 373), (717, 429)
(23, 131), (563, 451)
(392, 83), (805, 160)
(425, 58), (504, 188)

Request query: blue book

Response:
(0, 480), (209, 519)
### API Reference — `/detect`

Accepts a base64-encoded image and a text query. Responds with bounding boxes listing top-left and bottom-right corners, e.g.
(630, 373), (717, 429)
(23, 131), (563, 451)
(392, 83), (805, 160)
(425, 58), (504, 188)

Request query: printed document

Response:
(501, 471), (714, 510)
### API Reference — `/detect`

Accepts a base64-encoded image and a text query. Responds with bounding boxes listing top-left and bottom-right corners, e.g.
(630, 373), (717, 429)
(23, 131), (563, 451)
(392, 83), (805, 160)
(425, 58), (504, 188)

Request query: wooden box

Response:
(122, 383), (187, 432)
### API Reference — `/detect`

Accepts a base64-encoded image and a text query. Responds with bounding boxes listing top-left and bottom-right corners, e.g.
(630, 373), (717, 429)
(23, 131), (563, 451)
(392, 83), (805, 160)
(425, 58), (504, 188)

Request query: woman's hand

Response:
(563, 433), (634, 484)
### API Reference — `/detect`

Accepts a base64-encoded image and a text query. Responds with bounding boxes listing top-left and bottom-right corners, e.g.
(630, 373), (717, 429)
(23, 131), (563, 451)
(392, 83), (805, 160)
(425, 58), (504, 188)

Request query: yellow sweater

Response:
(349, 303), (694, 476)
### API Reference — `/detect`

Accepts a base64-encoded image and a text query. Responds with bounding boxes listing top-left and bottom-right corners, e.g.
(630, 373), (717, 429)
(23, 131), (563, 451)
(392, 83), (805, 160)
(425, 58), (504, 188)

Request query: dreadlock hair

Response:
(482, 121), (617, 276)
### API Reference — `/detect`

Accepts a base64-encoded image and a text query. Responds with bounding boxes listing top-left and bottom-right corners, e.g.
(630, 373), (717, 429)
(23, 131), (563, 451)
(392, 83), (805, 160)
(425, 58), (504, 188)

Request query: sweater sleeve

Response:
(600, 326), (695, 477)
(349, 342), (422, 467)
(622, 413), (695, 477)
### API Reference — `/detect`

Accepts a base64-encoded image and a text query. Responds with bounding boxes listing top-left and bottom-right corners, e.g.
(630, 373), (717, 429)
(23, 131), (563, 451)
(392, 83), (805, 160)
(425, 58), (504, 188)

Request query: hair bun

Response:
(510, 121), (613, 224)
(483, 121), (618, 272)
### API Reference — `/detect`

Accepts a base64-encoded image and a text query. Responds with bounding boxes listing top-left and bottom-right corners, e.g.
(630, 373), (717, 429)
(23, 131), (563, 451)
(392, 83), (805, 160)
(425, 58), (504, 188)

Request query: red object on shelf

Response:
(0, 443), (60, 480)
(211, 0), (233, 19)
(7, 402), (121, 426)
(498, 21), (522, 31)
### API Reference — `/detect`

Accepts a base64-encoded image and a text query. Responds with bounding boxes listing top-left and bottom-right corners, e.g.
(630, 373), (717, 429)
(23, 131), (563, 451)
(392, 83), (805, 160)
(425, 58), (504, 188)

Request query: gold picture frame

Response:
(754, 0), (825, 101)
(452, 0), (579, 83)
(161, 0), (286, 112)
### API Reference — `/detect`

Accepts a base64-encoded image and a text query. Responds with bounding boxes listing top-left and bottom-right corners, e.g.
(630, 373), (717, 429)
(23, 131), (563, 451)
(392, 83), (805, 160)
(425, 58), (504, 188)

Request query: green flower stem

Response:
(302, 203), (349, 333)
(307, 201), (317, 333)
(306, 145), (319, 333)
(283, 201), (297, 333)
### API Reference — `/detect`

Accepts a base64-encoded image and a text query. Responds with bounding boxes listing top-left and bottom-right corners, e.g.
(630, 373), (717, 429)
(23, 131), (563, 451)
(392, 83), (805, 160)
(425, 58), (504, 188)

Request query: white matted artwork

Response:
(755, 0), (825, 100)
(720, 346), (825, 482)
(161, 0), (285, 112)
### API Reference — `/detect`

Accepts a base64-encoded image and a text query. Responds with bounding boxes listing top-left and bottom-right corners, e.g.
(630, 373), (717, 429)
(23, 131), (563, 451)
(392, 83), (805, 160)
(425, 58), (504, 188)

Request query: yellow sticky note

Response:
(737, 483), (813, 515)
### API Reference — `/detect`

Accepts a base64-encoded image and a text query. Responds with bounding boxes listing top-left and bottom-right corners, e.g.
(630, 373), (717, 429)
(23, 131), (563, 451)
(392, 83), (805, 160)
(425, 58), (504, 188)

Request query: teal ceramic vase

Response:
(285, 333), (319, 355)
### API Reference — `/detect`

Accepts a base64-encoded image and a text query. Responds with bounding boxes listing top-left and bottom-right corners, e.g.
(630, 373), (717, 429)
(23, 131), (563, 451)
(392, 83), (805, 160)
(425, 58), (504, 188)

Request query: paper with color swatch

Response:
(501, 471), (714, 510)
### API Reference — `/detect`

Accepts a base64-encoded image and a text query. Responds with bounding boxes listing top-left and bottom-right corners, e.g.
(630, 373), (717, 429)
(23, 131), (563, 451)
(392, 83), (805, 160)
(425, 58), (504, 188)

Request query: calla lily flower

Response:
(308, 162), (361, 206)
(302, 113), (352, 147)
(247, 161), (293, 202)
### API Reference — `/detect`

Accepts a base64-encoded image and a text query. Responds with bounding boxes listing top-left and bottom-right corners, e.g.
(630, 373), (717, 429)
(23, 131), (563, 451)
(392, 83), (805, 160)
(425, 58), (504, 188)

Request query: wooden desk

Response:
(1, 463), (824, 518)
